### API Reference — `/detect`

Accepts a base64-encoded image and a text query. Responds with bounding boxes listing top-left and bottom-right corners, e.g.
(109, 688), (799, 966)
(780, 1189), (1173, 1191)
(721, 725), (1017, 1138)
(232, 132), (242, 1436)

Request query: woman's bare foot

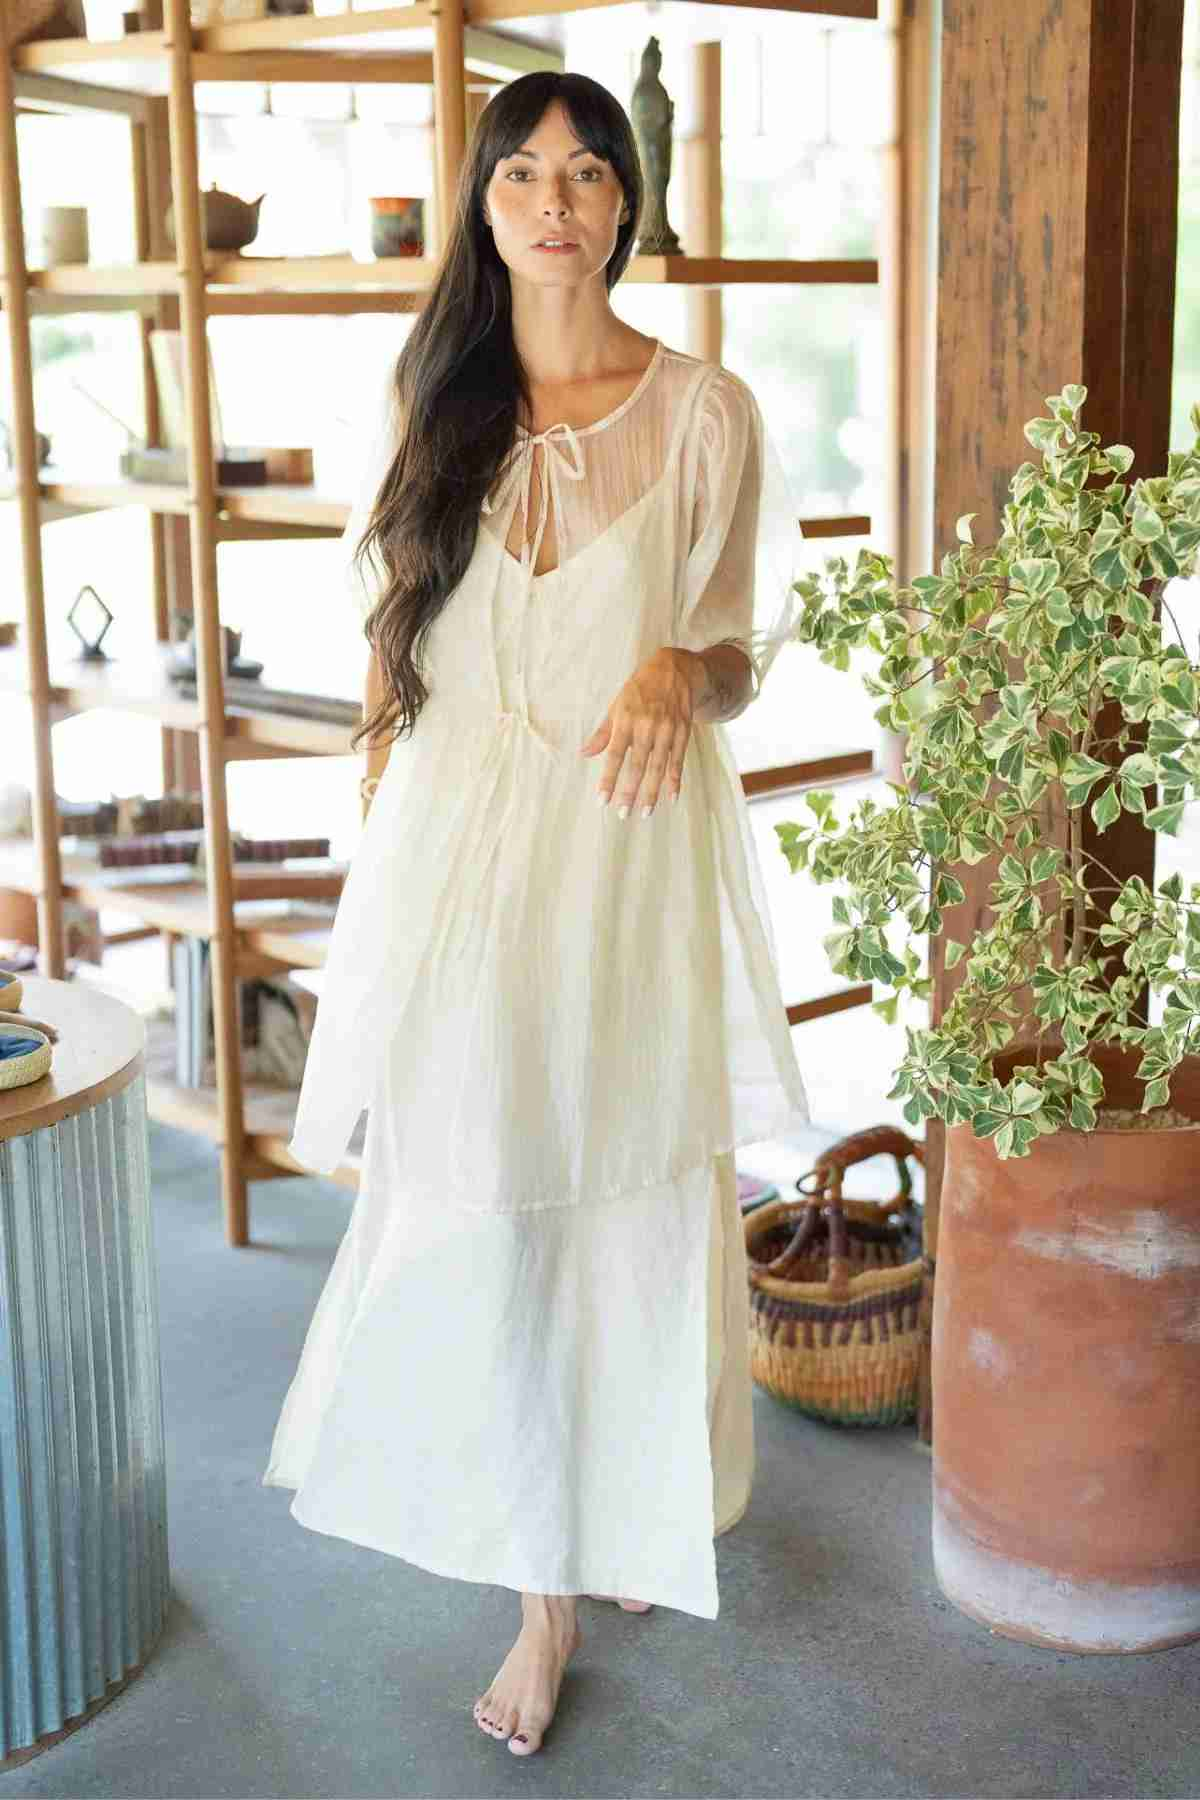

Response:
(473, 1592), (582, 1756)
(587, 1593), (653, 1612)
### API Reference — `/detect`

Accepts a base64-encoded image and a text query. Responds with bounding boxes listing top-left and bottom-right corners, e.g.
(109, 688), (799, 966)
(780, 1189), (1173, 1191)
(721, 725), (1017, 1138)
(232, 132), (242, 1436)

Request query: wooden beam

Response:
(13, 69), (151, 117)
(1077, 1), (1183, 991)
(682, 41), (723, 364)
(922, 0), (1186, 1442)
(163, 0), (249, 1246)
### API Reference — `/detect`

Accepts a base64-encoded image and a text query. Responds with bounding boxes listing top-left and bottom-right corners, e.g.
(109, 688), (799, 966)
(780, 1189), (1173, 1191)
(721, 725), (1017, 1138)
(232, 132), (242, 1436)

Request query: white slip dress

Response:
(261, 340), (811, 1619)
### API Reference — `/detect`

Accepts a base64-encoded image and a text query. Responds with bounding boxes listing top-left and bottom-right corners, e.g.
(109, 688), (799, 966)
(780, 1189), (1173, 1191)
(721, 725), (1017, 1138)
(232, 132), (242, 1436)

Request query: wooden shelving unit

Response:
(1, 0), (902, 1244)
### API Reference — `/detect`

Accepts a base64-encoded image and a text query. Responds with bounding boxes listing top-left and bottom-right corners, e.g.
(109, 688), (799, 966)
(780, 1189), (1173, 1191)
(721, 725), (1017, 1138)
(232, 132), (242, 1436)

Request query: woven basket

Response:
(0, 1018), (53, 1090)
(0, 972), (23, 1011)
(744, 1124), (925, 1427)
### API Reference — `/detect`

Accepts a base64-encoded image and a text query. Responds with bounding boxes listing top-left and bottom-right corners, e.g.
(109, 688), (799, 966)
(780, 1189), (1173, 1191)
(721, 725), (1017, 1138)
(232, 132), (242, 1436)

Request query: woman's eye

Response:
(504, 167), (603, 180)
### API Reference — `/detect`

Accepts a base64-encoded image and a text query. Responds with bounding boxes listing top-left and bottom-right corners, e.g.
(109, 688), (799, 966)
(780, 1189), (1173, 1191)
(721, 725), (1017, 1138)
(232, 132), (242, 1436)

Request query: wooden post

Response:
(918, 0), (1185, 1443)
(134, 97), (192, 998)
(882, 0), (937, 593)
(130, 114), (172, 778)
(162, 0), (249, 1245)
(144, 97), (200, 802)
(430, 0), (466, 265)
(0, 50), (66, 977)
(682, 41), (722, 366)
(885, 0), (941, 1438)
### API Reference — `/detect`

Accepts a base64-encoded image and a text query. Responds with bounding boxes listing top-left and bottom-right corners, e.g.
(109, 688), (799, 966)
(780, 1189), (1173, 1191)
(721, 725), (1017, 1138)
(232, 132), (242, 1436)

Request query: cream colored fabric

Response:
(263, 340), (808, 1618)
(264, 1104), (752, 1617)
(288, 340), (810, 1183)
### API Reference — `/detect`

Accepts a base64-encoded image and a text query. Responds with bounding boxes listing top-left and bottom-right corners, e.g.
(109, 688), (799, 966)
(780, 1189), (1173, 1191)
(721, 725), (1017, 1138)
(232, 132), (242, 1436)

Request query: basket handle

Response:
(763, 1191), (856, 1293)
(797, 1124), (924, 1208)
(760, 1123), (924, 1288)
(761, 1200), (823, 1277)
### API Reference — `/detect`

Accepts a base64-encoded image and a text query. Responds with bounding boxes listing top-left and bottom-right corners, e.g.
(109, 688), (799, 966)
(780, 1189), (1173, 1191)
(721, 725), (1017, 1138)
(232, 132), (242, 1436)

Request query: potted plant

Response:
(778, 384), (1200, 1654)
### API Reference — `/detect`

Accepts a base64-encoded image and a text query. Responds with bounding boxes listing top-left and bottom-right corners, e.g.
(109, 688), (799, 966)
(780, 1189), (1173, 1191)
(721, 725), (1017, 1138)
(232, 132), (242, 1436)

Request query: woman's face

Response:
(483, 98), (630, 285)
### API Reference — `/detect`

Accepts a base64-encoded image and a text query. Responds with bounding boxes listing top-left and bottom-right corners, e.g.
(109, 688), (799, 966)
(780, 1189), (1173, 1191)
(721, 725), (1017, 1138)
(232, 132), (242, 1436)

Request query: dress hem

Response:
(256, 1483), (749, 1620)
(262, 1145), (756, 1621)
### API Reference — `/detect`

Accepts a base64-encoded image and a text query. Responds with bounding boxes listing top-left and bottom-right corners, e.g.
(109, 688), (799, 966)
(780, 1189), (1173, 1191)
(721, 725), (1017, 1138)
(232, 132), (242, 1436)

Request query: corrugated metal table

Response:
(0, 976), (169, 1769)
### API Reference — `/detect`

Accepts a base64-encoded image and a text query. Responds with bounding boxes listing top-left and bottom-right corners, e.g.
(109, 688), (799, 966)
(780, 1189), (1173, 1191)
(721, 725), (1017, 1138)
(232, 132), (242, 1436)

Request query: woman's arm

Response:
(361, 642), (392, 821)
(667, 642), (755, 725)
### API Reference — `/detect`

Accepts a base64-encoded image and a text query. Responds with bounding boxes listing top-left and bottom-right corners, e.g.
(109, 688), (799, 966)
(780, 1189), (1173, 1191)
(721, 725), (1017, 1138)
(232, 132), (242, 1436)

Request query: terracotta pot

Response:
(932, 1039), (1200, 1653)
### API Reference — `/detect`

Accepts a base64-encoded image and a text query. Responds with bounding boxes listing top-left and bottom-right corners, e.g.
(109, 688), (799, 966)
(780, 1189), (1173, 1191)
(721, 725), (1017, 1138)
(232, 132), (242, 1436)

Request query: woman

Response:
(262, 70), (810, 1757)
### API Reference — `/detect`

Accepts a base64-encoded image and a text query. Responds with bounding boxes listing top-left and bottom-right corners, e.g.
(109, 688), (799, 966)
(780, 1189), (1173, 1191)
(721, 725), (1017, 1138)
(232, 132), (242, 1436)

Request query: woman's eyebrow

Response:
(507, 147), (600, 161)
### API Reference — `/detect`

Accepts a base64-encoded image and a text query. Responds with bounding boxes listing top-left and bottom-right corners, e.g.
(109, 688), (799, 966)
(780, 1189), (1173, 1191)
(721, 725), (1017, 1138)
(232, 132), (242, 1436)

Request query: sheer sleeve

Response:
(341, 375), (403, 627)
(671, 366), (804, 706)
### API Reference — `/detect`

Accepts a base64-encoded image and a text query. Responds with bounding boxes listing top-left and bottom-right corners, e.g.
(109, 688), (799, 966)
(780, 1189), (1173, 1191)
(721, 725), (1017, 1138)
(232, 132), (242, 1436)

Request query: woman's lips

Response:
(532, 242), (580, 253)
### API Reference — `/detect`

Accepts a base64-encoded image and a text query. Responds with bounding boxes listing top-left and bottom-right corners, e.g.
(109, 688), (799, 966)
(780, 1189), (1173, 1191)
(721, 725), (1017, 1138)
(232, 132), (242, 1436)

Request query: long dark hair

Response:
(349, 71), (644, 756)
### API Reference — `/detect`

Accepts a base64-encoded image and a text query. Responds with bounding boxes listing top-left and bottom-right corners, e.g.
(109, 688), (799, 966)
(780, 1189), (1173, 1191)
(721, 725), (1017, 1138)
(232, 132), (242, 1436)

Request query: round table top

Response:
(0, 975), (145, 1144)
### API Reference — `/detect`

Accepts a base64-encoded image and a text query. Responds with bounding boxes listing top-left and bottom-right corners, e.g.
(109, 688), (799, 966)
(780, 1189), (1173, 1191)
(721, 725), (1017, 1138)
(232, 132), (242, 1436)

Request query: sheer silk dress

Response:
(261, 339), (811, 1619)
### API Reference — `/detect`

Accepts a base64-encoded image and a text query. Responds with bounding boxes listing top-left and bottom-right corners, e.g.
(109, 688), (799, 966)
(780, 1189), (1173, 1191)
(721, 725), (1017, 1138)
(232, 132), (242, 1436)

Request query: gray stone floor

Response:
(6, 1118), (1197, 1800)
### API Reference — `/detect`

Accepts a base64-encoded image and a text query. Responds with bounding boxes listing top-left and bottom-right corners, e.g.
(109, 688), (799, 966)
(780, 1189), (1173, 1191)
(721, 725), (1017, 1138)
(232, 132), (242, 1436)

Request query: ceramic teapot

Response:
(165, 183), (265, 253)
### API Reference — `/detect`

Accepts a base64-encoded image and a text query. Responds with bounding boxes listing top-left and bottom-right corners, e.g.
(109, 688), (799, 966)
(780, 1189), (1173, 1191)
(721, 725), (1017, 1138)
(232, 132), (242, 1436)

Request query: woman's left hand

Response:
(579, 647), (697, 818)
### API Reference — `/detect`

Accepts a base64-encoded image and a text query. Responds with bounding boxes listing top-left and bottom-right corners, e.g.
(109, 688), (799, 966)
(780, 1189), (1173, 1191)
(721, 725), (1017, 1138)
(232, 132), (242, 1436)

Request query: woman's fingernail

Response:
(642, 804), (653, 818)
(618, 804), (630, 819)
(596, 790), (607, 806)
(671, 789), (680, 803)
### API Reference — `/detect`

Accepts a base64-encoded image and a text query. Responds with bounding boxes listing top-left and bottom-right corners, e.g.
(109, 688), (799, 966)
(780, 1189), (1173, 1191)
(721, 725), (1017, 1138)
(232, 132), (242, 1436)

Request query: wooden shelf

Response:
(12, 3), (877, 97)
(34, 471), (191, 513)
(221, 708), (359, 757)
(0, 640), (360, 756)
(0, 639), (202, 727)
(0, 467), (350, 533)
(215, 482), (348, 529)
(12, 12), (560, 94)
(239, 917), (336, 970)
(0, 834), (345, 935)
(630, 256), (876, 287)
(5, 469), (867, 550)
(28, 254), (435, 295)
(24, 254), (876, 301)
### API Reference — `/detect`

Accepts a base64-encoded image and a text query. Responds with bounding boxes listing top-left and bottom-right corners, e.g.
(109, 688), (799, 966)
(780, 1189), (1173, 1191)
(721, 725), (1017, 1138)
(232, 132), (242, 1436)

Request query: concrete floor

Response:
(7, 1117), (1199, 1800)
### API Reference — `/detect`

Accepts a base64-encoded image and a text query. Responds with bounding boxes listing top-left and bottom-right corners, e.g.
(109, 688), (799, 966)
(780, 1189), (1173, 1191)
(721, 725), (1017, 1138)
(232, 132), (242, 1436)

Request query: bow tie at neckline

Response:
(481, 420), (587, 515)
(517, 418), (586, 452)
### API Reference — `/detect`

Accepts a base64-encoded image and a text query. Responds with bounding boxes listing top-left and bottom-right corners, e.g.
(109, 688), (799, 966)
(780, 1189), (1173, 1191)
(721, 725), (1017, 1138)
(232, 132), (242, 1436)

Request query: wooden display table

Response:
(0, 977), (170, 1769)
